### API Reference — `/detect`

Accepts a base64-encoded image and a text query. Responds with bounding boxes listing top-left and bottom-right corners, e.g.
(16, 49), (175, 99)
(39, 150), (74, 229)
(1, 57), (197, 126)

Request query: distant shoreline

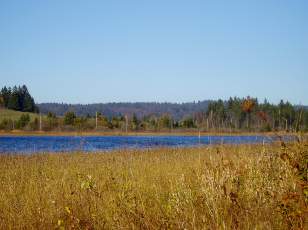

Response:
(0, 130), (299, 137)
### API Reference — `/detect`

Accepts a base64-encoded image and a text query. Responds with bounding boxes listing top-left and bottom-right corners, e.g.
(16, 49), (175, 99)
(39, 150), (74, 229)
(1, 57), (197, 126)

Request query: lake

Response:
(0, 135), (285, 154)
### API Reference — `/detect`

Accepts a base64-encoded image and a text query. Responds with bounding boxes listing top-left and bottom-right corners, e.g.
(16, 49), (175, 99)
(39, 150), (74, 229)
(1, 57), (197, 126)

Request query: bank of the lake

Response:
(0, 130), (298, 137)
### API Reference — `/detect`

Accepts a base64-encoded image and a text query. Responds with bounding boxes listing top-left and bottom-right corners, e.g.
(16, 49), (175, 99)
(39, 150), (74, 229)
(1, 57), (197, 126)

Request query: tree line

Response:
(200, 97), (307, 132)
(0, 85), (38, 112)
(1, 96), (307, 132)
(37, 101), (211, 120)
(0, 84), (307, 132)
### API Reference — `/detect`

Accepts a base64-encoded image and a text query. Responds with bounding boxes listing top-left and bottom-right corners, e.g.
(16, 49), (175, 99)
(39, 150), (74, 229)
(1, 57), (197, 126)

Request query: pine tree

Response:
(23, 94), (35, 112)
(7, 86), (21, 111)
(64, 112), (76, 125)
(131, 113), (139, 130)
(16, 114), (30, 129)
(1, 85), (37, 112)
(0, 86), (11, 107)
(20, 85), (35, 112)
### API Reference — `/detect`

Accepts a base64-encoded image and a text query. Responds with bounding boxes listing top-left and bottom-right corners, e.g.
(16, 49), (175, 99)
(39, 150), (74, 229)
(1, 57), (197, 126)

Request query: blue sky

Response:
(0, 0), (307, 104)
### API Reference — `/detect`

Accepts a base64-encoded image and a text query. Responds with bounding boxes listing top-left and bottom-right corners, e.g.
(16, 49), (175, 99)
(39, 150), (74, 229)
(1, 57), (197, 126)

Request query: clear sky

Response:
(0, 0), (307, 104)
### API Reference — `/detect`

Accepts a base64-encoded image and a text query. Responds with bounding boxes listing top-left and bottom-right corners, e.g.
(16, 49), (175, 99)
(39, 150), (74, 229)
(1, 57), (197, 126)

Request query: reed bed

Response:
(0, 141), (307, 229)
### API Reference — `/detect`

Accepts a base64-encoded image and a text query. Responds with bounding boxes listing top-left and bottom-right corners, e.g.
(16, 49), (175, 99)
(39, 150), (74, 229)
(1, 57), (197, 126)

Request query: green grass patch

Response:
(0, 108), (40, 121)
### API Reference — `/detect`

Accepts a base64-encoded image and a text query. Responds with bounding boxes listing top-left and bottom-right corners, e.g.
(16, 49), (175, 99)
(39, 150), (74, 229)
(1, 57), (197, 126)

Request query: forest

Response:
(0, 85), (307, 132)
(41, 98), (307, 132)
(38, 101), (211, 120)
(0, 85), (38, 113)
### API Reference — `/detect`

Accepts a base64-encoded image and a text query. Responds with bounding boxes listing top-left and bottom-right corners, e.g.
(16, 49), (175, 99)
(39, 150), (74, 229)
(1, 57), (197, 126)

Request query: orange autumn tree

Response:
(242, 97), (255, 129)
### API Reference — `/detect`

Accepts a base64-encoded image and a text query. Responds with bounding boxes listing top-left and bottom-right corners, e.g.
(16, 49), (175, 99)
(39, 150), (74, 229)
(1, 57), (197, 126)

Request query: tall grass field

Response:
(0, 108), (41, 121)
(0, 141), (307, 229)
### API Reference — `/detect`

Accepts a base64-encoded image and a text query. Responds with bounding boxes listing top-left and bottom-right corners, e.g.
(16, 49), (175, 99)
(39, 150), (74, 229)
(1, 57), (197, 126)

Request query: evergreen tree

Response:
(16, 114), (30, 129)
(7, 86), (21, 111)
(278, 100), (295, 131)
(46, 112), (58, 130)
(99, 114), (112, 129)
(64, 112), (76, 125)
(158, 114), (172, 129)
(1, 85), (37, 112)
(0, 86), (11, 107)
(20, 85), (35, 112)
(181, 117), (195, 128)
(131, 113), (139, 130)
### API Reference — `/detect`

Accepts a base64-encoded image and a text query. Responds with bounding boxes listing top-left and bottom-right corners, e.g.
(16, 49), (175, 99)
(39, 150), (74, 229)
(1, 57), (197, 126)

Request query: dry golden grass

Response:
(0, 142), (307, 229)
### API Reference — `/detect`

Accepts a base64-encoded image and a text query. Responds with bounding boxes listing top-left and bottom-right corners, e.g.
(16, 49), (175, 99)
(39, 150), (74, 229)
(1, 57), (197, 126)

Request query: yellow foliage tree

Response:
(242, 97), (255, 129)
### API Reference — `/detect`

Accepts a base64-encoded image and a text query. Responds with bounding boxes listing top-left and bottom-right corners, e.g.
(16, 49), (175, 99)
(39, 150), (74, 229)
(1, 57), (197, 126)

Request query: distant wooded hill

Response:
(38, 101), (212, 120)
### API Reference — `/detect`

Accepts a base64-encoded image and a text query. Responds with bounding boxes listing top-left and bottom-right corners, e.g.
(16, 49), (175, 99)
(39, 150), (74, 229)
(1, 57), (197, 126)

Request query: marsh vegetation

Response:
(0, 141), (307, 229)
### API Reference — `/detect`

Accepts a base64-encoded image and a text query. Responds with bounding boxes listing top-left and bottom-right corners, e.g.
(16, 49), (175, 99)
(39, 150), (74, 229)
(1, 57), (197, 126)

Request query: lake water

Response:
(0, 135), (283, 154)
